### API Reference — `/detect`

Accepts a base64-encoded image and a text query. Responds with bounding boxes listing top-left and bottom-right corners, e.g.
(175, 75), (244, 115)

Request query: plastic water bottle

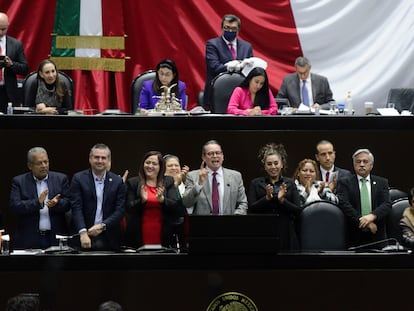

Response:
(346, 91), (352, 115)
(6, 102), (13, 115)
(337, 102), (345, 115)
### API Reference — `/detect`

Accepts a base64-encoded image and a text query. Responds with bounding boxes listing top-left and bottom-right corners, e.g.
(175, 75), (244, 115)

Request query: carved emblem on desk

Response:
(206, 291), (258, 311)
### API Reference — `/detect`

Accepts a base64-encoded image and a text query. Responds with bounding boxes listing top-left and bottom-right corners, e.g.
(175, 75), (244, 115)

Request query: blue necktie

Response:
(302, 80), (309, 107)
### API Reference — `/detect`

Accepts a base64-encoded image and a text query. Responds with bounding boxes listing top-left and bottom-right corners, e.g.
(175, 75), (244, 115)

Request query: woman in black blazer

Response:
(124, 151), (180, 248)
(248, 143), (302, 250)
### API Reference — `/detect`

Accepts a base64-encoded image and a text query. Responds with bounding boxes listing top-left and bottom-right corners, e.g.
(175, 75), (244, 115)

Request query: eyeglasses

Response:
(205, 151), (223, 157)
(223, 25), (239, 32)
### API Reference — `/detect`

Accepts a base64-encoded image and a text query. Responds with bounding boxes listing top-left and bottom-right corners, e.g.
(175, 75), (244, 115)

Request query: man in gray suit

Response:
(277, 56), (334, 110)
(183, 140), (248, 215)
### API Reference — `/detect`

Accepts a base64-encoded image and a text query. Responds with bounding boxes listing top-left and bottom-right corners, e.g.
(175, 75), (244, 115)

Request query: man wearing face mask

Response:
(202, 14), (253, 110)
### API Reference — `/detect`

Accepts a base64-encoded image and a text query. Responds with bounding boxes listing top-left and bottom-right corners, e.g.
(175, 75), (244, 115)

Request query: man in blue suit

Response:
(202, 14), (253, 110)
(10, 147), (71, 249)
(70, 143), (125, 251)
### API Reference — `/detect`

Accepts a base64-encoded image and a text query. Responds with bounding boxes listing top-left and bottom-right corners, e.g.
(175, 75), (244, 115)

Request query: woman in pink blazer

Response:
(227, 67), (278, 115)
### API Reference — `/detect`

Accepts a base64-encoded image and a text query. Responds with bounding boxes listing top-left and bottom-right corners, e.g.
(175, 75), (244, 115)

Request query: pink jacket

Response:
(227, 87), (278, 115)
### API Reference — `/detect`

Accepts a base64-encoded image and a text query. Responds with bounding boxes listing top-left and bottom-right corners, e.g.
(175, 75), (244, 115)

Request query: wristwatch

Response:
(101, 223), (106, 231)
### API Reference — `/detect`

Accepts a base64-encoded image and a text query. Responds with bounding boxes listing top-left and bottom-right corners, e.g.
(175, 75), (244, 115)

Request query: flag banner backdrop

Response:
(2, 0), (414, 113)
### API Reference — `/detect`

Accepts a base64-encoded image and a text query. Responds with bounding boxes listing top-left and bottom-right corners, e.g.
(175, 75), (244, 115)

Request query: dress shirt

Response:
(301, 77), (314, 106)
(208, 167), (224, 214)
(93, 172), (106, 225)
(320, 167), (333, 183)
(34, 175), (51, 231)
(0, 37), (5, 85)
(194, 167), (224, 214)
(222, 37), (237, 56)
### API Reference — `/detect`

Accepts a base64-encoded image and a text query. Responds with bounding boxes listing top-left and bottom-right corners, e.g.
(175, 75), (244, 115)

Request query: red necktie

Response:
(229, 43), (236, 60)
(325, 171), (330, 183)
(212, 172), (219, 215)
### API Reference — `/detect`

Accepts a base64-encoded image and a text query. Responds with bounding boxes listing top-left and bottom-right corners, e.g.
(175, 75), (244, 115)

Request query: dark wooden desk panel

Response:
(0, 252), (413, 310)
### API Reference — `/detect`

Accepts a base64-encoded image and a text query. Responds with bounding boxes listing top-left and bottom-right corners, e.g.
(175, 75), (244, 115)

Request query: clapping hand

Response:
(46, 194), (61, 208)
(278, 183), (287, 202)
(156, 186), (165, 203)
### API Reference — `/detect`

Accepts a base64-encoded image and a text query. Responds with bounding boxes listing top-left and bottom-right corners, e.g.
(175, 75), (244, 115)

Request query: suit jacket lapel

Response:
(311, 73), (317, 101)
(370, 176), (377, 207)
(103, 172), (113, 208)
(222, 169), (230, 214)
(351, 176), (362, 211)
(88, 170), (98, 203)
(27, 174), (38, 198)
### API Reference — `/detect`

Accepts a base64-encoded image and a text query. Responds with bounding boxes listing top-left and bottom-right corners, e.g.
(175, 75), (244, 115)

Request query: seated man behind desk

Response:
(183, 140), (248, 215)
(9, 147), (70, 249)
(277, 56), (334, 110)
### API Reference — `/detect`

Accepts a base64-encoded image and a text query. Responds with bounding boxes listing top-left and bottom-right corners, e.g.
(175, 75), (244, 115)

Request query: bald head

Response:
(0, 12), (9, 38)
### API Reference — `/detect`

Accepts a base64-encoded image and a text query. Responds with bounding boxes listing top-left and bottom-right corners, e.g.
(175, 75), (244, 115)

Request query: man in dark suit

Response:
(202, 14), (253, 110)
(277, 56), (334, 110)
(70, 143), (125, 251)
(336, 149), (391, 248)
(183, 140), (248, 215)
(10, 147), (71, 249)
(315, 139), (352, 192)
(0, 12), (29, 112)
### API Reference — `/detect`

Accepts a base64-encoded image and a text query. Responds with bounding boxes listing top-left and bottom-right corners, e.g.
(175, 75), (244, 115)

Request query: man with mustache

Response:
(10, 147), (70, 249)
(336, 149), (391, 248)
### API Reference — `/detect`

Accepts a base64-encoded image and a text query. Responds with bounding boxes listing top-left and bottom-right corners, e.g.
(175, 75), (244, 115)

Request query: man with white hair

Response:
(336, 148), (391, 248)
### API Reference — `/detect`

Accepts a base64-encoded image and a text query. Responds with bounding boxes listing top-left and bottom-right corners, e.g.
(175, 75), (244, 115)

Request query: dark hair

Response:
(153, 59), (180, 98)
(202, 139), (223, 155)
(221, 14), (241, 29)
(258, 142), (288, 173)
(408, 187), (414, 204)
(139, 151), (165, 187)
(37, 59), (67, 103)
(239, 67), (270, 109)
(315, 139), (334, 154)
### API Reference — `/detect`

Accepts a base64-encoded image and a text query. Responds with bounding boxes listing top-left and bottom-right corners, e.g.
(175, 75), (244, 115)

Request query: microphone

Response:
(348, 238), (406, 252)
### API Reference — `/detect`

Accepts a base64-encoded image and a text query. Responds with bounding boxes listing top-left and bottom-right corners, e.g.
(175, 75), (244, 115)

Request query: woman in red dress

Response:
(124, 151), (180, 248)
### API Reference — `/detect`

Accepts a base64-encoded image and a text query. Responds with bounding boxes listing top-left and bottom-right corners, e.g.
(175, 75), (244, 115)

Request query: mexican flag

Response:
(50, 0), (127, 113)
